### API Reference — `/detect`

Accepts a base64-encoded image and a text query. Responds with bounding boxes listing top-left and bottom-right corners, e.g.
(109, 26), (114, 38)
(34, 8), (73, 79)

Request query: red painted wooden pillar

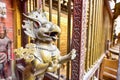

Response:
(71, 0), (87, 80)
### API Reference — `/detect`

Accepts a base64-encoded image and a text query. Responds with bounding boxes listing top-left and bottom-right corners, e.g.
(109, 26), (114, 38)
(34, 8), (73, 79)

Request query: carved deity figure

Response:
(14, 10), (76, 80)
(0, 26), (12, 80)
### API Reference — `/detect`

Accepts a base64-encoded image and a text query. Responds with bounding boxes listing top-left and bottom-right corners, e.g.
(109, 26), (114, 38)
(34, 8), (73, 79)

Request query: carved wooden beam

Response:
(71, 0), (87, 79)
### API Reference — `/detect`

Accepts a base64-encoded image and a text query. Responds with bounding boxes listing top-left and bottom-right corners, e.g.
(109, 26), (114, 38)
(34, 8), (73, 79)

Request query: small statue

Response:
(0, 26), (12, 80)
(14, 10), (76, 80)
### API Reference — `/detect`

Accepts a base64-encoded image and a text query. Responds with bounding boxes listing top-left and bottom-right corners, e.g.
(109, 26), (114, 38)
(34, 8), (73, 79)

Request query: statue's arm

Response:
(7, 40), (12, 61)
(58, 49), (76, 64)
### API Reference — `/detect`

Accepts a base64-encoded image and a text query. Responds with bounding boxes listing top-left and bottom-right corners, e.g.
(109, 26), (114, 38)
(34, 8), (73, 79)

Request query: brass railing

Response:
(85, 0), (104, 71)
(84, 0), (113, 79)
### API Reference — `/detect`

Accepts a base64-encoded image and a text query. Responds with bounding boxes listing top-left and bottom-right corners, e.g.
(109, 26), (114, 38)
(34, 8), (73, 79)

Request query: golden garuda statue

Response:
(14, 10), (76, 80)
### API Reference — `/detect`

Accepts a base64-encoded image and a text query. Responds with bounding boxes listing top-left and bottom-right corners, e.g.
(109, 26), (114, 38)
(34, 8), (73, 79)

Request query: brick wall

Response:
(5, 0), (14, 41)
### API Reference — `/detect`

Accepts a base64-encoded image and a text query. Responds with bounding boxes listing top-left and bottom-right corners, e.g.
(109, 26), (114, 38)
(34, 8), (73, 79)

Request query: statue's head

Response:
(22, 10), (61, 43)
(0, 26), (6, 39)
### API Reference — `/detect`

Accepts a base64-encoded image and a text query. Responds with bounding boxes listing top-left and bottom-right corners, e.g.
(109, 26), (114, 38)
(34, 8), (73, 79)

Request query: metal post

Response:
(57, 0), (61, 79)
(42, 0), (45, 12)
(57, 0), (61, 49)
(66, 0), (72, 80)
(49, 0), (52, 21)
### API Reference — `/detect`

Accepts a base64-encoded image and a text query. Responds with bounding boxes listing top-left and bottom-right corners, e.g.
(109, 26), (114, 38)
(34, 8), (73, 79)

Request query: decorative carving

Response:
(72, 0), (87, 80)
(0, 2), (6, 18)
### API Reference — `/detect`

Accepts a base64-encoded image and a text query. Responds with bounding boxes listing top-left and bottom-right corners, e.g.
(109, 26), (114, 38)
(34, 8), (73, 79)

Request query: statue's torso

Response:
(34, 44), (60, 63)
(0, 37), (10, 52)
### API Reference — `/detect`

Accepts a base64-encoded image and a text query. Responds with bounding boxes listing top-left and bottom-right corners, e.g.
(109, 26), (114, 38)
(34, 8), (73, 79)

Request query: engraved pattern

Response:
(71, 0), (87, 80)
